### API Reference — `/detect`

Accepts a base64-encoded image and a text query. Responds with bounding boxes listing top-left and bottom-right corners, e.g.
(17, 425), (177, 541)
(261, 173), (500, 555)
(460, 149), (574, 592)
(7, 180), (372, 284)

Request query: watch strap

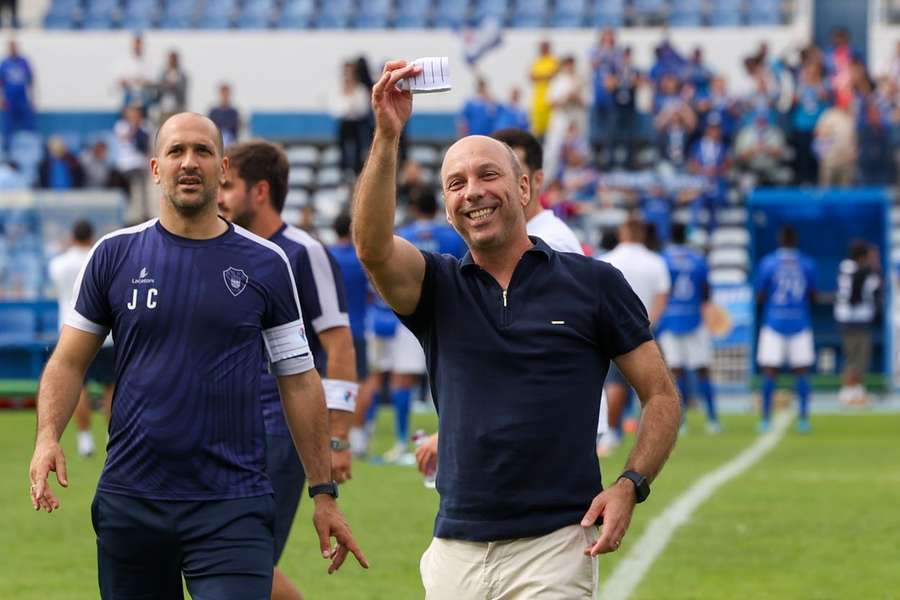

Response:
(618, 470), (650, 503)
(308, 481), (339, 500)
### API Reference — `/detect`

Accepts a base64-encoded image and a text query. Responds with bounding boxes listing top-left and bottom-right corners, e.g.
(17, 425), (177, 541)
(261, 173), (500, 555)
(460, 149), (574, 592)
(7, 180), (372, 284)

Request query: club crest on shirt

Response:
(223, 267), (249, 297)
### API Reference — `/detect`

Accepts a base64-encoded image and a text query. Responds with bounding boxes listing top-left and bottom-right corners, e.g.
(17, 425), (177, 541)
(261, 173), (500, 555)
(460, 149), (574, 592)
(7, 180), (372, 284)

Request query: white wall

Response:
(869, 24), (899, 77)
(8, 22), (809, 114)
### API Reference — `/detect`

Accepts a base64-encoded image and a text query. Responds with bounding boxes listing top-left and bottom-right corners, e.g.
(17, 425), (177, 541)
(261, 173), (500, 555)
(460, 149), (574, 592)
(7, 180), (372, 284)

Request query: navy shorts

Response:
(354, 336), (368, 380)
(87, 346), (116, 386)
(266, 434), (306, 563)
(91, 490), (275, 600)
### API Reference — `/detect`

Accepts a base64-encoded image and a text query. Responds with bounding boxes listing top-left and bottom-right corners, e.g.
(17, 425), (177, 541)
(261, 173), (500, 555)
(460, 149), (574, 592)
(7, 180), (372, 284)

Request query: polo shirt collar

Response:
(459, 236), (553, 272)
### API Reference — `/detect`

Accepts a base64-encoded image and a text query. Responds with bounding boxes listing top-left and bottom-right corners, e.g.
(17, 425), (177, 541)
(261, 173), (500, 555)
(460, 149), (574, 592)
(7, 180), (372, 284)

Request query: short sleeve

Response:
(596, 262), (653, 359)
(656, 256), (672, 294)
(261, 250), (314, 376)
(754, 258), (772, 294)
(395, 250), (438, 337)
(68, 242), (112, 336)
(300, 245), (350, 334)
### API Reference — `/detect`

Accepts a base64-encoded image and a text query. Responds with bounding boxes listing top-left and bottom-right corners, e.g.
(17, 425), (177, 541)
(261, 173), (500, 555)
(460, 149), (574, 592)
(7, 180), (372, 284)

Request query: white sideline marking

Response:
(601, 411), (792, 600)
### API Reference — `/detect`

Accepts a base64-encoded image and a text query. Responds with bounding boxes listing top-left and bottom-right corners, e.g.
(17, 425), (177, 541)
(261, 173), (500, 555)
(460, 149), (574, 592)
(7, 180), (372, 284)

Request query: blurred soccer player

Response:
(658, 223), (720, 433)
(28, 113), (366, 599)
(47, 219), (114, 457)
(218, 140), (359, 600)
(755, 225), (818, 433)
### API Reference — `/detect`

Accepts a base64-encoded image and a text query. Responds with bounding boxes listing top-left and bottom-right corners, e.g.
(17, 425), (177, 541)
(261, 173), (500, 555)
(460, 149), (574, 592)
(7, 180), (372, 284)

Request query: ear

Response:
(532, 169), (544, 195)
(150, 157), (160, 184)
(518, 172), (530, 207)
(254, 179), (271, 207)
(219, 156), (229, 185)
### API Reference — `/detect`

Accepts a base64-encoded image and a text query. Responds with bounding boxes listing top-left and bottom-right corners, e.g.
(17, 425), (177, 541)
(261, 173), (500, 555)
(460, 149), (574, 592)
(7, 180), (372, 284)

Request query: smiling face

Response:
(151, 113), (226, 217)
(440, 136), (529, 253)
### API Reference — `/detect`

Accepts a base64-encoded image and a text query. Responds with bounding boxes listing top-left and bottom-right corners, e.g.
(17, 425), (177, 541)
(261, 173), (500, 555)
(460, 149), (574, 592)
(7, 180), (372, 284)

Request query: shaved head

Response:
(155, 112), (224, 157)
(441, 135), (522, 185)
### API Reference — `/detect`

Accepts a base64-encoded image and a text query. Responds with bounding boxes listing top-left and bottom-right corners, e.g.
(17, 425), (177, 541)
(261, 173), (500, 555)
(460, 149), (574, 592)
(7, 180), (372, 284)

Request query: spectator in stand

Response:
(334, 60), (372, 178)
(588, 28), (623, 151)
(835, 241), (882, 407)
(657, 111), (693, 170)
(824, 27), (857, 109)
(558, 136), (598, 203)
(695, 76), (738, 143)
(0, 40), (35, 149)
(608, 47), (639, 168)
(493, 87), (529, 132)
(889, 41), (900, 89)
(733, 113), (788, 185)
(528, 40), (558, 139)
(38, 136), (85, 190)
(396, 159), (434, 215)
(544, 55), (587, 184)
(80, 139), (126, 190)
(682, 47), (712, 97)
(115, 33), (152, 112)
(458, 77), (496, 137)
(156, 50), (189, 123)
(639, 185), (672, 245)
(0, 0), (18, 28)
(113, 105), (151, 221)
(857, 97), (896, 185)
(208, 82), (241, 146)
(791, 60), (830, 185)
(815, 97), (857, 187)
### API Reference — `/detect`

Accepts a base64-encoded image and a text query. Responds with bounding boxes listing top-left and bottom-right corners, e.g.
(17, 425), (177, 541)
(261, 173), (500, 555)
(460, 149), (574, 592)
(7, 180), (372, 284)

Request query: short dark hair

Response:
(849, 239), (869, 261)
(409, 190), (438, 217)
(779, 225), (798, 248)
(72, 219), (94, 243)
(333, 212), (352, 238)
(671, 222), (687, 244)
(491, 128), (543, 173)
(225, 140), (290, 213)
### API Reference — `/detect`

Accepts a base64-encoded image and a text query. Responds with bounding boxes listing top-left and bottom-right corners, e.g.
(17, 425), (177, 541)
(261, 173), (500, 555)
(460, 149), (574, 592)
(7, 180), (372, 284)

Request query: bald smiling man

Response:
(29, 113), (366, 599)
(353, 61), (680, 599)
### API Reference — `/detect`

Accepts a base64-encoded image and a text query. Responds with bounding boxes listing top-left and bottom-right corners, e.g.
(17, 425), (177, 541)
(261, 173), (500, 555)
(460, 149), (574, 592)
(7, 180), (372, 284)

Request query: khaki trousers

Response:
(420, 524), (599, 600)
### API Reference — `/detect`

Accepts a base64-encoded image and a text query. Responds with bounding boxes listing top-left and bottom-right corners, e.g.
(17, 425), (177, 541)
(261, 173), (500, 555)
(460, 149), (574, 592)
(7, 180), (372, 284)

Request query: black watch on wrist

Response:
(330, 437), (350, 451)
(308, 481), (339, 500)
(618, 470), (650, 503)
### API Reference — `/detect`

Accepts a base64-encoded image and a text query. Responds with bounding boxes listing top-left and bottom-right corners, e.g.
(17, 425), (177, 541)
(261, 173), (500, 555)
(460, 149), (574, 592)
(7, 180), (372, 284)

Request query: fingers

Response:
(387, 64), (421, 90)
(580, 493), (606, 527)
(328, 545), (348, 575)
(382, 59), (409, 73)
(53, 450), (69, 488)
(314, 521), (333, 560)
(372, 62), (421, 100)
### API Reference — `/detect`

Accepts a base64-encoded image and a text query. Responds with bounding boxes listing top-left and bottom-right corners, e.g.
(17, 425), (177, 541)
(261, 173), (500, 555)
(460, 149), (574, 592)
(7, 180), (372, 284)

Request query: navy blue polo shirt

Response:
(398, 237), (652, 542)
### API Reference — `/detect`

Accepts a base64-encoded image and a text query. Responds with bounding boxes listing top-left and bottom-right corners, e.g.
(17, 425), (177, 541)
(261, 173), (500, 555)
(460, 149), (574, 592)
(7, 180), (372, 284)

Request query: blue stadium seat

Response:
(709, 9), (742, 25)
(669, 7), (703, 26)
(121, 0), (159, 29)
(710, 0), (742, 9)
(43, 0), (80, 29)
(196, 0), (236, 28)
(315, 0), (353, 28)
(550, 0), (586, 26)
(9, 131), (44, 182)
(0, 307), (38, 347)
(160, 0), (197, 28)
(472, 0), (508, 24)
(356, 0), (391, 28)
(433, 0), (468, 28)
(394, 0), (429, 27)
(82, 0), (121, 29)
(589, 0), (624, 27)
(238, 0), (275, 28)
(279, 0), (314, 28)
(511, 0), (546, 27)
(632, 0), (666, 20)
(747, 0), (780, 24)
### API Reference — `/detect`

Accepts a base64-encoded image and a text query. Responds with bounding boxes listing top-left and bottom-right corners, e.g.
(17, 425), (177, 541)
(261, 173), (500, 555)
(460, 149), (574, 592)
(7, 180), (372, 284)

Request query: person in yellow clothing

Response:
(529, 40), (558, 140)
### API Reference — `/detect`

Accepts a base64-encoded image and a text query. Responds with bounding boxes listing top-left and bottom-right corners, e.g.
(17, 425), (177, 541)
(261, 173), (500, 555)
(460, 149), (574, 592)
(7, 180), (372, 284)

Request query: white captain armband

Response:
(263, 320), (315, 375)
(322, 378), (359, 412)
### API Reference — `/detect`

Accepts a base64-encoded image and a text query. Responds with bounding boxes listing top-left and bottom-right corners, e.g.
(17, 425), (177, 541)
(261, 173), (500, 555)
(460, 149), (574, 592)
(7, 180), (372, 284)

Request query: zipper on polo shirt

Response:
(500, 288), (509, 327)
(502, 289), (508, 307)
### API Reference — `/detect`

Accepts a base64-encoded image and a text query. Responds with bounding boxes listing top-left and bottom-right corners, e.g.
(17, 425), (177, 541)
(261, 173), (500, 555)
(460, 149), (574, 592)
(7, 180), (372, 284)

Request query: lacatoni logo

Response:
(131, 267), (155, 284)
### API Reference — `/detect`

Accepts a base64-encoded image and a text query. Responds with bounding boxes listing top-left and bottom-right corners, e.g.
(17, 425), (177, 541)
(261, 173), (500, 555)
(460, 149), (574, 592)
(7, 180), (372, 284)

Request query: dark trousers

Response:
(338, 118), (371, 175)
(791, 129), (818, 185)
(92, 490), (275, 600)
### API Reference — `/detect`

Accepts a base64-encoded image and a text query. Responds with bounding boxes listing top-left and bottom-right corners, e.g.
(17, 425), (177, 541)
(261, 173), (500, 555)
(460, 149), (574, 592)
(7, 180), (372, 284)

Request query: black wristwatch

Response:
(330, 437), (350, 451)
(618, 470), (650, 503)
(308, 481), (339, 500)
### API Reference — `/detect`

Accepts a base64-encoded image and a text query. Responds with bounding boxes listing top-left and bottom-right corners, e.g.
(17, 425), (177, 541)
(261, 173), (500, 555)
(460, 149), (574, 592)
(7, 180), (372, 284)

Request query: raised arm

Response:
(30, 325), (104, 513)
(351, 60), (427, 316)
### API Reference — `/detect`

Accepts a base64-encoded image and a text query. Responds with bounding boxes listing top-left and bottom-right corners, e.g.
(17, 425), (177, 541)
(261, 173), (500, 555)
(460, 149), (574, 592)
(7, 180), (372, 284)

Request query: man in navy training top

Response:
(330, 212), (376, 457)
(28, 112), (367, 600)
(755, 225), (818, 433)
(658, 223), (719, 433)
(355, 59), (680, 597)
(217, 140), (360, 600)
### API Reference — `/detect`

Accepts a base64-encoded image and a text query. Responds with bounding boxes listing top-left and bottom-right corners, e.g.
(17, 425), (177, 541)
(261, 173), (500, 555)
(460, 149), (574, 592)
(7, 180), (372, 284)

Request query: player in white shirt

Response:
(598, 218), (670, 455)
(47, 220), (113, 457)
